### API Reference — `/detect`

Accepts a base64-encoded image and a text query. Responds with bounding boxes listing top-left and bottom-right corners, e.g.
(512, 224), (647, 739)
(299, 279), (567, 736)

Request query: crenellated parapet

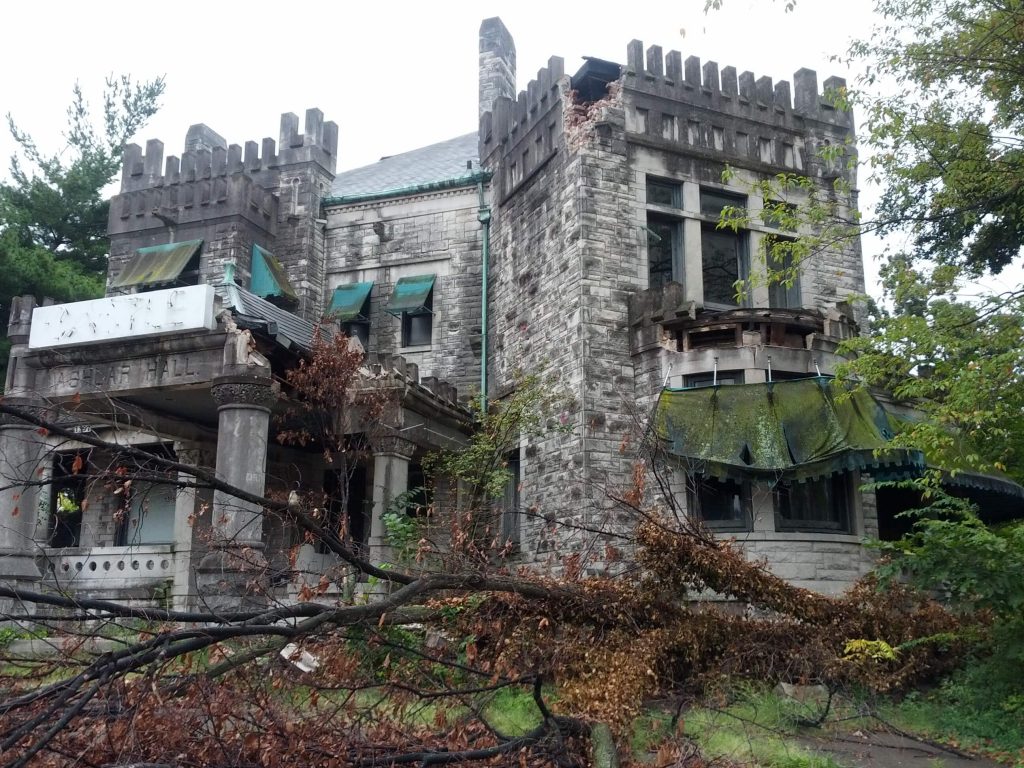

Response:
(480, 56), (566, 194)
(119, 109), (338, 194)
(109, 159), (279, 237)
(624, 40), (852, 130)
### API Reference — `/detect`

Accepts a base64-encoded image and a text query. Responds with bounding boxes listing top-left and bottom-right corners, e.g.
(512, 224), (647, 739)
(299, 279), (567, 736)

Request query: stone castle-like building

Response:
(1, 19), (1019, 609)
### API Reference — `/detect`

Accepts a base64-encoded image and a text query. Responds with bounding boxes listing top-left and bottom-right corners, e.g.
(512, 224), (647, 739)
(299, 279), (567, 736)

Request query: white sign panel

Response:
(29, 285), (218, 350)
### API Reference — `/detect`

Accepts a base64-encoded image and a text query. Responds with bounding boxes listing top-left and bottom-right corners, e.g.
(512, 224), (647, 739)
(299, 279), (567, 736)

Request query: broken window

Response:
(48, 451), (91, 548)
(320, 464), (369, 555)
(329, 282), (373, 352)
(647, 215), (682, 292)
(401, 295), (433, 347)
(774, 474), (852, 533)
(689, 475), (751, 531)
(766, 235), (802, 308)
(700, 189), (749, 307)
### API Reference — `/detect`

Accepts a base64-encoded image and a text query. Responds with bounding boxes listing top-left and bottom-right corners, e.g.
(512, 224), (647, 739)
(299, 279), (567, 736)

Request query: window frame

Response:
(500, 452), (522, 549)
(646, 177), (682, 209)
(342, 320), (370, 351)
(683, 370), (744, 389)
(699, 188), (750, 309)
(765, 234), (802, 309)
(48, 451), (91, 548)
(646, 213), (684, 292)
(400, 289), (434, 348)
(688, 474), (752, 532)
(116, 480), (177, 546)
(774, 473), (853, 534)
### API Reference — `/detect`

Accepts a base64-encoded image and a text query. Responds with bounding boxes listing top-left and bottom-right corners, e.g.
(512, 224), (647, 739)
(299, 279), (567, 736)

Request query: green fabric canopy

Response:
(110, 240), (202, 288)
(328, 282), (373, 321)
(386, 274), (435, 315)
(656, 377), (926, 483)
(250, 245), (297, 303)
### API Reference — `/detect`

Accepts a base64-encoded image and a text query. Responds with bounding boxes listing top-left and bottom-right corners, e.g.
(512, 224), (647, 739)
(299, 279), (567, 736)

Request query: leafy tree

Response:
(854, 0), (1024, 277)
(1, 75), (165, 273)
(0, 75), (164, 384)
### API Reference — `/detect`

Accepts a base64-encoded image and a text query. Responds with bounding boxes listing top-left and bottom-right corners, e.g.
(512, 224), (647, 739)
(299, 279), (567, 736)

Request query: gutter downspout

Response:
(477, 181), (491, 415)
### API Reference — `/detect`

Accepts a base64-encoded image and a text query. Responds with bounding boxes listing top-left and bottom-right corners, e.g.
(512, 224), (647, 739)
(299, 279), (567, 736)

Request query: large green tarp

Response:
(656, 377), (926, 482)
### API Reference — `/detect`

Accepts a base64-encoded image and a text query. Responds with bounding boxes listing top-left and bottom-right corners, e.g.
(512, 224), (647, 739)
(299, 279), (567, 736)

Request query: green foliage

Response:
(844, 639), (899, 662)
(875, 507), (1024, 620)
(427, 369), (573, 513)
(840, 277), (1024, 482)
(871, 499), (1024, 744)
(886, 659), (1024, 762)
(852, 0), (1024, 276)
(381, 487), (428, 560)
(1, 75), (165, 274)
(0, 75), (163, 386)
(717, 167), (861, 306)
(480, 686), (542, 736)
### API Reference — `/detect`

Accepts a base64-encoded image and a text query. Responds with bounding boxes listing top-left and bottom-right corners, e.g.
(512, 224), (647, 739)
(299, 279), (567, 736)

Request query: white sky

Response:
(0, 0), (899, 294)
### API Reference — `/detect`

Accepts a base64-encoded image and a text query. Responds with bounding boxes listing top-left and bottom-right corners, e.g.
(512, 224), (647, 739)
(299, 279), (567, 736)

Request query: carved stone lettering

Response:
(44, 354), (207, 397)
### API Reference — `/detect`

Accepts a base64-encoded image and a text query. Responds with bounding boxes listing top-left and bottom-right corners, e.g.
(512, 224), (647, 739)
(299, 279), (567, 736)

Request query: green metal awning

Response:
(656, 377), (926, 483)
(386, 274), (435, 316)
(328, 282), (374, 322)
(250, 244), (297, 303)
(110, 240), (203, 288)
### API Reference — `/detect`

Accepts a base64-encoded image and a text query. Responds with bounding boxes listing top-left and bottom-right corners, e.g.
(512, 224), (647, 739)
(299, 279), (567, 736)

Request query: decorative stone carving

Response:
(210, 375), (278, 410)
(369, 434), (417, 458)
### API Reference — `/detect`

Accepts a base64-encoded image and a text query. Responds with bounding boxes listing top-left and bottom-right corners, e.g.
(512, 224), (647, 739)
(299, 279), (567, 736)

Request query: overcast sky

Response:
(1, 0), (894, 290)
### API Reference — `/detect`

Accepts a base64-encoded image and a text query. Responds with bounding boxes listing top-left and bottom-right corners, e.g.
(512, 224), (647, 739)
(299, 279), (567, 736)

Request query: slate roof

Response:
(223, 283), (316, 350)
(328, 132), (480, 200)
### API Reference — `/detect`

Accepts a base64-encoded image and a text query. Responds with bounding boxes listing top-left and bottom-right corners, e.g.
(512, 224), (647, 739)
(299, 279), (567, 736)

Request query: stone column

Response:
(0, 412), (49, 616)
(196, 374), (277, 612)
(367, 435), (416, 565)
(0, 298), (48, 617)
(170, 443), (213, 612)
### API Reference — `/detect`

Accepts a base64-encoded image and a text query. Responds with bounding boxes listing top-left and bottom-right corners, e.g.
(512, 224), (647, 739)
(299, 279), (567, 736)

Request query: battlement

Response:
(108, 172), (279, 237)
(624, 40), (851, 129)
(120, 108), (339, 192)
(481, 55), (565, 150)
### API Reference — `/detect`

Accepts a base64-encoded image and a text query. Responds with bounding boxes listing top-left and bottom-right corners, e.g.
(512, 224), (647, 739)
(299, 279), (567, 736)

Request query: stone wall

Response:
(323, 188), (484, 398)
(108, 109), (337, 321)
(480, 35), (869, 570)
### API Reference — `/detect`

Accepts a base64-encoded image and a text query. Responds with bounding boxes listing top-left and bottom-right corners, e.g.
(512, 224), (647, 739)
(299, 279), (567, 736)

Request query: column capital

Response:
(210, 375), (278, 411)
(369, 433), (417, 459)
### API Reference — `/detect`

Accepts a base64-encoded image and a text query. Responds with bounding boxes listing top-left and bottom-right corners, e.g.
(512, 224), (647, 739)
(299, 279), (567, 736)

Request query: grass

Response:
(881, 680), (1024, 766)
(631, 688), (845, 768)
(481, 685), (543, 736)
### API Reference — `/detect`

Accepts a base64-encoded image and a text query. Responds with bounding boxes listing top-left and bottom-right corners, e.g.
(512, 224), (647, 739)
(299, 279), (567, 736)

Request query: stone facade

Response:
(5, 18), (1016, 610)
(324, 188), (485, 395)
